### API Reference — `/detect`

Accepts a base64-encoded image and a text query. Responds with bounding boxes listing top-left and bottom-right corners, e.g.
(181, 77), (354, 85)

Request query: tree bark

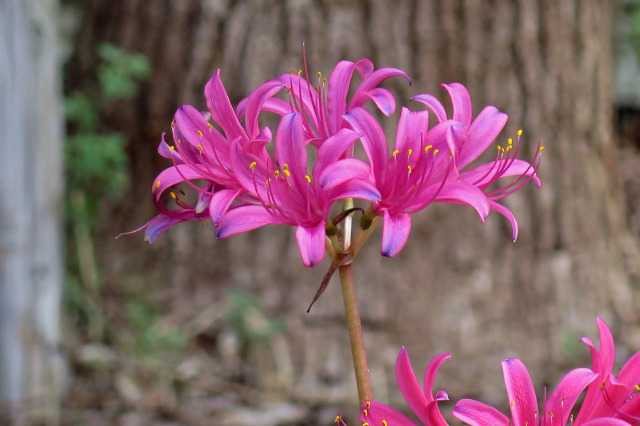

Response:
(70, 0), (640, 422)
(0, 0), (65, 423)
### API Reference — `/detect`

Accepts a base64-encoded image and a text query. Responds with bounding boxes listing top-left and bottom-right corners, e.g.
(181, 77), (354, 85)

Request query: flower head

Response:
(358, 347), (451, 426)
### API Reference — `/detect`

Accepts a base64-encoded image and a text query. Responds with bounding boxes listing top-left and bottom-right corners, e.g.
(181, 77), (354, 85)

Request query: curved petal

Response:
(274, 112), (308, 188)
(488, 201), (519, 242)
(353, 66), (412, 99)
(381, 211), (412, 257)
(433, 181), (491, 221)
(501, 359), (538, 426)
(243, 79), (286, 139)
(395, 347), (430, 423)
(325, 178), (381, 203)
(295, 222), (326, 267)
(443, 83), (472, 128)
(319, 158), (372, 190)
(460, 159), (542, 190)
(205, 69), (247, 142)
(153, 165), (206, 201)
(215, 205), (280, 239)
(544, 367), (598, 425)
(453, 399), (510, 426)
(423, 353), (452, 426)
(315, 128), (362, 173)
(327, 60), (358, 133)
(359, 400), (420, 426)
(458, 106), (508, 169)
(412, 93), (448, 123)
(343, 107), (389, 182)
(349, 87), (397, 116)
(394, 107), (430, 155)
(209, 189), (243, 224)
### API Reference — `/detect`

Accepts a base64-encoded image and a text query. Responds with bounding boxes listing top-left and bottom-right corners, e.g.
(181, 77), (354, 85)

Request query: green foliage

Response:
(224, 288), (287, 344)
(630, 4), (640, 57)
(97, 43), (151, 100)
(126, 301), (187, 355)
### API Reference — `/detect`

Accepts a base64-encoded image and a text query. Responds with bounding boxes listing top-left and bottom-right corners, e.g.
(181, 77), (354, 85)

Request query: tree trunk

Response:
(69, 0), (640, 423)
(0, 0), (65, 423)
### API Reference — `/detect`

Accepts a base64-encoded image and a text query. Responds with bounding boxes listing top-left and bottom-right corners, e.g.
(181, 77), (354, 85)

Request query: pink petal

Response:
(343, 107), (389, 182)
(349, 87), (397, 116)
(411, 93), (448, 123)
(381, 211), (412, 257)
(243, 79), (285, 139)
(394, 107), (430, 155)
(457, 106), (508, 170)
(395, 347), (430, 423)
(209, 189), (242, 224)
(274, 113), (308, 188)
(442, 83), (472, 128)
(319, 158), (372, 190)
(204, 69), (247, 142)
(501, 359), (538, 426)
(544, 367), (597, 425)
(359, 400), (420, 426)
(453, 399), (510, 426)
(581, 419), (634, 426)
(295, 222), (327, 267)
(215, 205), (279, 239)
(352, 66), (412, 111)
(424, 353), (452, 401)
(327, 60), (358, 133)
(153, 165), (206, 201)
(459, 159), (542, 189)
(315, 129), (361, 172)
(488, 201), (519, 242)
(433, 181), (491, 221)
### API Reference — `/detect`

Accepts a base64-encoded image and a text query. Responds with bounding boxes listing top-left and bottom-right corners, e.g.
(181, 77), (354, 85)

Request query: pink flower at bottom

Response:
(358, 347), (451, 426)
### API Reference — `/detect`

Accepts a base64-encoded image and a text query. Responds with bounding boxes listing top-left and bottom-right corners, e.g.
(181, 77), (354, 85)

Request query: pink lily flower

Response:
(452, 358), (603, 426)
(238, 55), (411, 146)
(413, 83), (543, 242)
(343, 106), (492, 257)
(573, 318), (640, 424)
(357, 347), (451, 426)
(217, 112), (380, 266)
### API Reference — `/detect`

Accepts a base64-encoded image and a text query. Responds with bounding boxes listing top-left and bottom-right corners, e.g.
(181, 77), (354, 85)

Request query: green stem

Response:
(338, 262), (372, 403)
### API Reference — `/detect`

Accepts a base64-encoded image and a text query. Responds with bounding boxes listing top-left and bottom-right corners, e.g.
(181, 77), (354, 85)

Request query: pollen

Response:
(305, 175), (311, 183)
(274, 170), (280, 177)
(283, 169), (291, 177)
(363, 409), (368, 417)
(407, 165), (412, 173)
(334, 416), (340, 424)
(507, 138), (513, 145)
(201, 221), (208, 226)
(317, 71), (322, 78)
(635, 384), (640, 391)
(382, 421), (388, 426)
(283, 164), (289, 170)
(155, 180), (161, 190)
(407, 148), (413, 156)
(289, 68), (295, 74)
(517, 129), (523, 136)
(392, 149), (399, 156)
(432, 149), (439, 156)
(424, 145), (433, 152)
(170, 121), (174, 128)
(169, 146), (175, 152)
(539, 146), (545, 152)
(170, 191), (177, 199)
(297, 69), (303, 76)
(511, 400), (515, 407)
(197, 130), (203, 137)
(198, 144), (204, 152)
(249, 161), (257, 170)
(207, 122), (213, 129)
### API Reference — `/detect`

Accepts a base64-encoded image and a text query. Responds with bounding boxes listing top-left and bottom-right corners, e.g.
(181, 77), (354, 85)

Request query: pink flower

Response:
(453, 358), (601, 426)
(413, 83), (543, 241)
(573, 318), (640, 424)
(217, 112), (380, 266)
(238, 55), (411, 146)
(358, 347), (451, 426)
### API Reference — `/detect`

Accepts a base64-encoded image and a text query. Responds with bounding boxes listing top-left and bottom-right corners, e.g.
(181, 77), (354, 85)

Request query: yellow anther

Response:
(363, 409), (368, 417)
(305, 175), (311, 183)
(170, 121), (174, 128)
(549, 412), (555, 418)
(266, 178), (271, 186)
(317, 71), (322, 78)
(155, 180), (161, 189)
(363, 423), (369, 426)
(432, 149), (439, 156)
(407, 165), (412, 173)
(274, 170), (280, 177)
(283, 164), (289, 170)
(539, 146), (545, 152)
(517, 129), (523, 136)
(511, 400), (515, 407)
(366, 401), (371, 409)
(169, 146), (175, 152)
(197, 130), (203, 137)
(334, 416), (340, 423)
(289, 68), (295, 74)
(322, 77), (327, 84)
(177, 139), (182, 144)
(283, 169), (291, 177)
(198, 144), (204, 152)
(201, 221), (208, 226)
(635, 384), (640, 391)
(382, 421), (388, 426)
(449, 150), (454, 157)
(507, 138), (513, 145)
(392, 149), (399, 156)
(407, 148), (413, 156)
(249, 161), (257, 170)
(424, 145), (433, 152)
(207, 122), (213, 129)
(497, 145), (503, 151)
(170, 192), (177, 199)
(297, 69), (303, 76)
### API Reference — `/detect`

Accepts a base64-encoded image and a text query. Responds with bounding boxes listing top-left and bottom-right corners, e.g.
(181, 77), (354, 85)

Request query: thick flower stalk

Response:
(356, 347), (451, 426)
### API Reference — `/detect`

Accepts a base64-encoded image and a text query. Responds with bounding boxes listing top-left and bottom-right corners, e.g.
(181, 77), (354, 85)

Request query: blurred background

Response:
(2, 0), (640, 424)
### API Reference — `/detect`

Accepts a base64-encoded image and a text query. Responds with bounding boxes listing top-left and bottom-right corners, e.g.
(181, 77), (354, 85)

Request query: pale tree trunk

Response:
(70, 0), (640, 423)
(0, 0), (64, 423)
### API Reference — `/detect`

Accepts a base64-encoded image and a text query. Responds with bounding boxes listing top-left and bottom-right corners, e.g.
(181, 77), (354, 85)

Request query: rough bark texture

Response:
(68, 0), (640, 423)
(0, 0), (65, 423)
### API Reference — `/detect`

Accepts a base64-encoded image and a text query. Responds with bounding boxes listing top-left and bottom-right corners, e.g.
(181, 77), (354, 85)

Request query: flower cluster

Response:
(347, 318), (640, 426)
(135, 58), (541, 266)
